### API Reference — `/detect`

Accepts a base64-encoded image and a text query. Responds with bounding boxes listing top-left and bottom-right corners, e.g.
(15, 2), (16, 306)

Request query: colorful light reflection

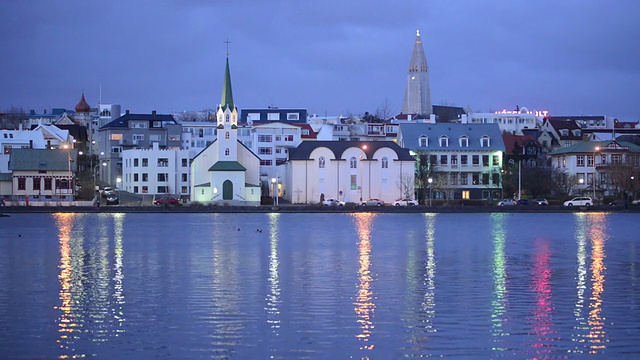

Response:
(351, 213), (376, 354)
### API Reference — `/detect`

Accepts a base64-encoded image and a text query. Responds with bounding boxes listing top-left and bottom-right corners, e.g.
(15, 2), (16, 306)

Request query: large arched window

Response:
(319, 156), (326, 168)
(350, 157), (357, 168)
(381, 157), (388, 169)
(225, 131), (230, 139)
(225, 114), (230, 123)
(225, 148), (230, 156)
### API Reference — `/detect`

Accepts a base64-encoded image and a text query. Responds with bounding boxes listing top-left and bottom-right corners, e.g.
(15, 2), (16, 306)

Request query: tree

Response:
(1, 107), (27, 129)
(396, 172), (415, 199)
(375, 98), (394, 122)
(551, 169), (576, 197)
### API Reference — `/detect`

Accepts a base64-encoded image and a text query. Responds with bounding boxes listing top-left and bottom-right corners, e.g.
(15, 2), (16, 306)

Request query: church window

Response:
(226, 114), (230, 123)
(225, 131), (230, 140)
(382, 157), (388, 168)
(225, 148), (230, 156)
(319, 156), (326, 168)
(350, 157), (357, 169)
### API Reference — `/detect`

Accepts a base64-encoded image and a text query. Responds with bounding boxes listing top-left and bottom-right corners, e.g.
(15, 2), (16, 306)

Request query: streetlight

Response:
(579, 178), (584, 196)
(271, 177), (277, 205)
(428, 177), (433, 206)
(116, 177), (122, 205)
(62, 143), (72, 205)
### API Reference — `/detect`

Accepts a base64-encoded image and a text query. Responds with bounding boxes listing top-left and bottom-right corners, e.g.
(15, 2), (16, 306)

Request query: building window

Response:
(482, 173), (489, 185)
(225, 114), (230, 123)
(32, 178), (41, 191)
(111, 147), (121, 153)
(451, 155), (458, 166)
(18, 178), (26, 190)
(142, 158), (148, 167)
(350, 174), (357, 190)
(44, 178), (52, 190)
(182, 158), (188, 167)
(492, 173), (500, 185)
(492, 155), (500, 166)
(134, 186), (139, 193)
(439, 136), (448, 147)
(158, 186), (168, 193)
(268, 113), (280, 121)
(482, 155), (489, 167)
(225, 148), (230, 156)
(260, 160), (273, 166)
(287, 113), (299, 121)
(612, 154), (622, 163)
(181, 173), (187, 182)
(440, 155), (447, 165)
(460, 173), (468, 185)
(382, 157), (388, 168)
(134, 173), (139, 182)
(181, 186), (188, 193)
(472, 173), (479, 185)
(319, 156), (326, 168)
(134, 158), (139, 167)
(472, 155), (479, 166)
(142, 186), (148, 193)
(258, 147), (273, 155)
(258, 135), (272, 142)
(142, 173), (148, 182)
(577, 155), (585, 167)
(481, 136), (490, 147)
(419, 136), (428, 147)
(461, 155), (468, 166)
(284, 135), (294, 142)
(459, 136), (468, 147)
(451, 173), (458, 185)
(462, 191), (470, 199)
(158, 173), (168, 182)
(350, 157), (357, 169)
(158, 158), (169, 167)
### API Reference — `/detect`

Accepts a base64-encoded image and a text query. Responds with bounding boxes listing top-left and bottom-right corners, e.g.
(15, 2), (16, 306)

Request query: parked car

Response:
(608, 199), (627, 207)
(534, 198), (549, 206)
(361, 198), (385, 206)
(393, 198), (419, 206)
(105, 193), (119, 205)
(563, 197), (593, 206)
(633, 199), (640, 205)
(517, 199), (529, 205)
(101, 187), (115, 198)
(497, 199), (517, 206)
(153, 196), (180, 206)
(322, 198), (345, 206)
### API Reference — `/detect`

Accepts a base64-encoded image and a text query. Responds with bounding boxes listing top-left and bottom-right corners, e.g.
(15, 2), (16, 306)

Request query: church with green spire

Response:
(190, 56), (261, 205)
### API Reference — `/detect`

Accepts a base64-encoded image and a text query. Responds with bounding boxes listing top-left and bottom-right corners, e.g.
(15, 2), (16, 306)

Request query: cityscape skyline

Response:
(1, 1), (639, 121)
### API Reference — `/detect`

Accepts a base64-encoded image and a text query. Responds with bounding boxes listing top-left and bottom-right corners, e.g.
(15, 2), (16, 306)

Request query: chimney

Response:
(30, 140), (33, 149)
(152, 110), (157, 116)
(125, 110), (130, 115)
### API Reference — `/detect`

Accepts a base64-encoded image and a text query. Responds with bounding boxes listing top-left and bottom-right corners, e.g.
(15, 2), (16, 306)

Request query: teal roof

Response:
(8, 149), (77, 171)
(0, 173), (11, 181)
(220, 57), (234, 111)
(208, 161), (246, 172)
(194, 182), (211, 188)
(549, 140), (640, 155)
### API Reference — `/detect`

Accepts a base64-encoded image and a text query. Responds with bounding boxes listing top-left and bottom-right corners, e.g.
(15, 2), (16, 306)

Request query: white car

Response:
(361, 198), (385, 206)
(563, 197), (593, 206)
(322, 198), (345, 206)
(393, 198), (419, 206)
(497, 199), (517, 206)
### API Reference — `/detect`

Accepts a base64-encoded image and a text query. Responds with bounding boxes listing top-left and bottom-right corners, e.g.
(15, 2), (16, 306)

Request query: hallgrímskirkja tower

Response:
(402, 30), (432, 117)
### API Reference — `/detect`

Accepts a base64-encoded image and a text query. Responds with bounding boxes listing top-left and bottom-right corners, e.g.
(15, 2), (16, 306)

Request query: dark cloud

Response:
(1, 0), (638, 120)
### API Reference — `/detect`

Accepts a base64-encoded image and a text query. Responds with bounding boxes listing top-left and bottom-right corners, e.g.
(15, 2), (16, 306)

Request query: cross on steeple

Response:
(224, 38), (231, 57)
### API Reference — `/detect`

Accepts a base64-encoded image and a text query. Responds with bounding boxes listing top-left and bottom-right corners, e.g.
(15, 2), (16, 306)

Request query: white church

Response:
(190, 56), (261, 205)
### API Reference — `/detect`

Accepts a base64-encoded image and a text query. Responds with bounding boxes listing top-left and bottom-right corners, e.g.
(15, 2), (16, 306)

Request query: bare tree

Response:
(375, 98), (394, 122)
(396, 172), (415, 199)
(551, 169), (576, 197)
(1, 107), (27, 129)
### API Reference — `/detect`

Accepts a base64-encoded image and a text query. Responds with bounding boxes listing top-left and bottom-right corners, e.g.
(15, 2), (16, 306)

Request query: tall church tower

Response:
(216, 56), (239, 160)
(402, 30), (432, 117)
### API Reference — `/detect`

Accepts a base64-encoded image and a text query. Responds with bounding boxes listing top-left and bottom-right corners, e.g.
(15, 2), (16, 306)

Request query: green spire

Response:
(220, 57), (234, 111)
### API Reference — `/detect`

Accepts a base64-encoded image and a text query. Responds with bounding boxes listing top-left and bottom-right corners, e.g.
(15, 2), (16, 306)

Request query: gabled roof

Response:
(9, 148), (77, 171)
(292, 123), (317, 139)
(208, 161), (246, 171)
(502, 134), (541, 155)
(544, 119), (582, 140)
(399, 123), (505, 151)
(288, 140), (414, 161)
(99, 112), (177, 130)
(432, 105), (467, 122)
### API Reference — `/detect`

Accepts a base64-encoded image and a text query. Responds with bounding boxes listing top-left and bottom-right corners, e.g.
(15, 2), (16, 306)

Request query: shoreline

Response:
(1, 204), (638, 214)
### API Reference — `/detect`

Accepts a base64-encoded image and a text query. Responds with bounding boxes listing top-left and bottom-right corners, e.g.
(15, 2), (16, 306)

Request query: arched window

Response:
(225, 148), (230, 156)
(225, 131), (230, 140)
(225, 114), (230, 122)
(319, 156), (326, 168)
(350, 157), (357, 169)
(481, 136), (490, 147)
(439, 136), (449, 147)
(382, 157), (388, 169)
(459, 136), (469, 147)
(419, 135), (428, 147)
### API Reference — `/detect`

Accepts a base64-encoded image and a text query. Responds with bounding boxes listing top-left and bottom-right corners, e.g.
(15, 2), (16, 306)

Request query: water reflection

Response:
(266, 213), (281, 336)
(490, 213), (509, 349)
(530, 239), (558, 357)
(351, 213), (377, 356)
(53, 213), (126, 359)
(571, 213), (609, 354)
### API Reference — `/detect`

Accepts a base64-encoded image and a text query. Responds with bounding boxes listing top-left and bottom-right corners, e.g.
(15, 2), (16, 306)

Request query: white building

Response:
(121, 143), (191, 198)
(460, 107), (545, 135)
(284, 141), (415, 205)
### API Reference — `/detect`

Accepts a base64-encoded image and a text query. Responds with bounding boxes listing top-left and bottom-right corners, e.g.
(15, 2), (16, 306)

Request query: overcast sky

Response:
(2, 1), (639, 120)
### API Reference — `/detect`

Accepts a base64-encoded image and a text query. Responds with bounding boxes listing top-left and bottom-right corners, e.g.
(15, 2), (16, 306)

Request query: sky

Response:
(1, 1), (639, 121)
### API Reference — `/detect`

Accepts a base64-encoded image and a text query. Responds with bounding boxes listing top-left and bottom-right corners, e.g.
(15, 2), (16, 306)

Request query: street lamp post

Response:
(428, 177), (433, 206)
(271, 177), (277, 205)
(62, 144), (72, 205)
(579, 178), (584, 196)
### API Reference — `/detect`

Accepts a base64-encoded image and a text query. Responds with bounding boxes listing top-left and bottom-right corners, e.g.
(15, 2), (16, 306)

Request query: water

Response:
(1, 212), (639, 359)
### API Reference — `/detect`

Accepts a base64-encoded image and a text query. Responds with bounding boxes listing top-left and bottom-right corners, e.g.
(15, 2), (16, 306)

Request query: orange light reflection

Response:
(351, 213), (376, 353)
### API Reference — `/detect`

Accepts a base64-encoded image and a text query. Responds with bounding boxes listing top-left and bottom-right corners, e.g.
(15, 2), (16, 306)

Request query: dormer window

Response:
(560, 129), (569, 136)
(439, 136), (449, 147)
(419, 136), (428, 147)
(459, 136), (469, 147)
(481, 136), (490, 147)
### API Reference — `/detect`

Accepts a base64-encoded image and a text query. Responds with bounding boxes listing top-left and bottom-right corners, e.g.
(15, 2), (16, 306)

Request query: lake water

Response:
(1, 212), (639, 359)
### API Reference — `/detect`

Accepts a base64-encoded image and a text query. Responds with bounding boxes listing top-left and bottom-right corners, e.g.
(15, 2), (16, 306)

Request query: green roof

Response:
(0, 173), (12, 181)
(208, 161), (246, 172)
(550, 140), (640, 155)
(194, 182), (211, 188)
(8, 149), (77, 171)
(220, 57), (234, 111)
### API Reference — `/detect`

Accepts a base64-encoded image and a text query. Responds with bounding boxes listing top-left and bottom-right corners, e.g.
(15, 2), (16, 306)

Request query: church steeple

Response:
(402, 30), (432, 117)
(220, 57), (234, 112)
